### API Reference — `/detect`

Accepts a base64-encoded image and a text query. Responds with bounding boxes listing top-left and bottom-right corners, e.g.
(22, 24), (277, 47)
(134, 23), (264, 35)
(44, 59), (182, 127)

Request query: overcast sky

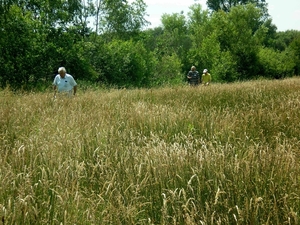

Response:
(141, 0), (300, 31)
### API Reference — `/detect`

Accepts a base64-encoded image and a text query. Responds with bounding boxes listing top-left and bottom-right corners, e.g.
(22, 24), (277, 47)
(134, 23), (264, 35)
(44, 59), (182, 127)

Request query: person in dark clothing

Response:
(187, 66), (200, 86)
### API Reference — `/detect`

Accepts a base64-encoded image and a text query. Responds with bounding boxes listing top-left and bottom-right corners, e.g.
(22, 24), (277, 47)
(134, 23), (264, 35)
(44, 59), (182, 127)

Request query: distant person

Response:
(187, 66), (200, 86)
(53, 67), (77, 98)
(202, 69), (211, 86)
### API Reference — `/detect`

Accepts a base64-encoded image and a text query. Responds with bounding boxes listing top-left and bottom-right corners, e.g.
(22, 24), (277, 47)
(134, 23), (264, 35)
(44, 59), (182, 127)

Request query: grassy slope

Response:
(0, 78), (299, 224)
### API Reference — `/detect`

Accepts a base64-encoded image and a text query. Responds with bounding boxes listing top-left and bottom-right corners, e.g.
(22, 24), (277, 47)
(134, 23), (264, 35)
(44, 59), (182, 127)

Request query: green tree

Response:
(258, 47), (296, 78)
(206, 0), (268, 15)
(289, 36), (300, 75)
(271, 30), (300, 51)
(187, 31), (238, 82)
(260, 30), (300, 76)
(151, 53), (183, 86)
(211, 4), (268, 79)
(158, 12), (191, 72)
(161, 13), (189, 52)
(187, 3), (211, 36)
(0, 5), (38, 89)
(186, 3), (266, 82)
(0, 0), (94, 89)
(97, 0), (149, 39)
(186, 3), (211, 67)
(140, 27), (164, 52)
(186, 3), (237, 82)
(260, 18), (277, 48)
(90, 39), (155, 87)
(0, 0), (84, 28)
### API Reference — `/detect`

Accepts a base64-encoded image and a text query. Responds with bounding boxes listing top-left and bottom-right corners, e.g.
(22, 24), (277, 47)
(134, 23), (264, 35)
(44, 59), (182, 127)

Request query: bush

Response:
(212, 50), (238, 82)
(151, 53), (183, 86)
(258, 47), (296, 78)
(93, 40), (156, 88)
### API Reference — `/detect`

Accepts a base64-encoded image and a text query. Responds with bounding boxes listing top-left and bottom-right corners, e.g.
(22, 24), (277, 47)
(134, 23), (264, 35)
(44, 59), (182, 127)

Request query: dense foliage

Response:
(0, 0), (299, 90)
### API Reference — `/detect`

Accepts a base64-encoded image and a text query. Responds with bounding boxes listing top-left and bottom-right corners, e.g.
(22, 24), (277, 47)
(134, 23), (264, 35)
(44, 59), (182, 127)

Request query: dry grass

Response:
(0, 78), (299, 224)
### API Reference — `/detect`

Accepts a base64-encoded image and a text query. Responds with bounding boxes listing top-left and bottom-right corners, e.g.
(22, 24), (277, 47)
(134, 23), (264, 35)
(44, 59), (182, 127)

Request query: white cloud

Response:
(266, 0), (300, 31)
(292, 10), (300, 20)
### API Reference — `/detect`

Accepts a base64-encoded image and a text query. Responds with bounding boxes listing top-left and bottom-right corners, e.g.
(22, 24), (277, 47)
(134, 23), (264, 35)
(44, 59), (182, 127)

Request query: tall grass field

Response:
(0, 78), (299, 224)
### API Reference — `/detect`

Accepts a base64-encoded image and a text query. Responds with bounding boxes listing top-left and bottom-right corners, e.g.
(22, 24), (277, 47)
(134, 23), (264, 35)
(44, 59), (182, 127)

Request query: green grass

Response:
(0, 78), (299, 224)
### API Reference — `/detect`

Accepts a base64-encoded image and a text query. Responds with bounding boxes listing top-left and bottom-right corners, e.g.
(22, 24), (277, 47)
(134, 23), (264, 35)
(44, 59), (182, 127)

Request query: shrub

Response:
(258, 47), (296, 78)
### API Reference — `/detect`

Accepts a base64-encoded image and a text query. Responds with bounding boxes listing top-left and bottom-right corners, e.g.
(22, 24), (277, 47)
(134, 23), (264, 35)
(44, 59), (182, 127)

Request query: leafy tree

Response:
(258, 47), (296, 78)
(262, 30), (300, 76)
(260, 18), (277, 47)
(96, 0), (149, 39)
(90, 39), (155, 87)
(186, 3), (239, 82)
(0, 0), (152, 89)
(211, 4), (268, 79)
(187, 31), (238, 82)
(186, 3), (211, 65)
(187, 3), (211, 36)
(206, 0), (268, 15)
(271, 30), (300, 51)
(151, 53), (183, 86)
(0, 5), (38, 89)
(212, 50), (238, 82)
(158, 13), (191, 71)
(140, 27), (164, 52)
(289, 36), (300, 75)
(0, 0), (84, 28)
(0, 0), (93, 89)
(161, 13), (188, 51)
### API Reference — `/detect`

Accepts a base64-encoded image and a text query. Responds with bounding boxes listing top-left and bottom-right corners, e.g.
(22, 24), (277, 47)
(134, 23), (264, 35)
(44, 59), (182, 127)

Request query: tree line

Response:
(0, 0), (299, 90)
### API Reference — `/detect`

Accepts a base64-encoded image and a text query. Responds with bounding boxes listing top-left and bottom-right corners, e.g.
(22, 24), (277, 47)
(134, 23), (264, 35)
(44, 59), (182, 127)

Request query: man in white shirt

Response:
(53, 67), (77, 97)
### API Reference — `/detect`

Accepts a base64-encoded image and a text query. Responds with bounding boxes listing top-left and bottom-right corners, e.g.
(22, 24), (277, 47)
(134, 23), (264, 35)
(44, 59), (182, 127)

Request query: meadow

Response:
(0, 78), (299, 224)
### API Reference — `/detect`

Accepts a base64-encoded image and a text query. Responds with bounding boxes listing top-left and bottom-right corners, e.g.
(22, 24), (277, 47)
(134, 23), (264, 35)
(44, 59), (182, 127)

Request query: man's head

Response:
(191, 66), (196, 71)
(203, 69), (208, 74)
(58, 67), (66, 78)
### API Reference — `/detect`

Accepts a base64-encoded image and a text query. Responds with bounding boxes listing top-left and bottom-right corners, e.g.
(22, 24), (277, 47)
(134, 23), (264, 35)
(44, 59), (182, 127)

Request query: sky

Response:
(140, 0), (300, 31)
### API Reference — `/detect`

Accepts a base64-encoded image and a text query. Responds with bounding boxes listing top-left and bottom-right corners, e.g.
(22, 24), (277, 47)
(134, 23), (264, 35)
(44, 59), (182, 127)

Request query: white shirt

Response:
(53, 74), (77, 93)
